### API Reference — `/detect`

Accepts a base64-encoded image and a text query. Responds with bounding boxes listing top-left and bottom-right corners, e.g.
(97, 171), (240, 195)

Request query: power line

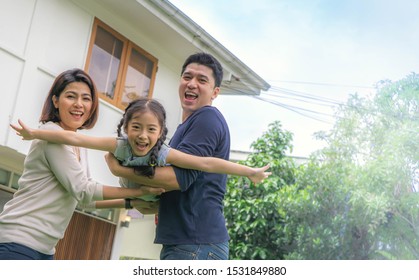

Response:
(252, 95), (335, 124)
(267, 79), (375, 89)
(223, 77), (363, 107)
(269, 86), (347, 105)
(266, 87), (344, 107)
(221, 79), (402, 125)
(222, 83), (341, 124)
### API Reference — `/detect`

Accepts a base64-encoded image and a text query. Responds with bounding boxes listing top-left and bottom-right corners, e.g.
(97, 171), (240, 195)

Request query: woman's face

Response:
(52, 82), (93, 131)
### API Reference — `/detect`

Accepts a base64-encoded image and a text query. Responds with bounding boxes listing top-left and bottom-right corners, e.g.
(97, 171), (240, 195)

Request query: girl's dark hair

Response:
(181, 52), (224, 87)
(39, 68), (99, 130)
(116, 97), (168, 178)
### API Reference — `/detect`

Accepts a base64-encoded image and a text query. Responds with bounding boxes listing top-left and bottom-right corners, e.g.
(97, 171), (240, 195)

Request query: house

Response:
(0, 0), (269, 259)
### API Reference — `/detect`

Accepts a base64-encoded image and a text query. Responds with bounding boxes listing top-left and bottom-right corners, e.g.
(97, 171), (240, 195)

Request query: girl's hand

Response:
(248, 164), (272, 184)
(10, 119), (35, 140)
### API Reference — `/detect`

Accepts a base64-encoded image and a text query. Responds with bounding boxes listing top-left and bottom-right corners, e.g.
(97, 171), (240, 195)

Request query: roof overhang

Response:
(141, 0), (271, 95)
(75, 0), (270, 96)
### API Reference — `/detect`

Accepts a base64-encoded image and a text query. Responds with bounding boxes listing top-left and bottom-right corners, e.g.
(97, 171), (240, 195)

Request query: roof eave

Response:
(142, 0), (271, 95)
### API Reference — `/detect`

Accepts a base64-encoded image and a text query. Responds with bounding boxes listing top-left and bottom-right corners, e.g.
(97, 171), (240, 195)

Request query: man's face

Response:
(178, 63), (220, 120)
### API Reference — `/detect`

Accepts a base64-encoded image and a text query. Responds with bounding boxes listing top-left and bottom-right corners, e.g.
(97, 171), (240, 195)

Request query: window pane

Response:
(89, 26), (123, 100)
(120, 48), (153, 107)
(0, 189), (14, 212)
(0, 169), (11, 186)
(11, 173), (21, 190)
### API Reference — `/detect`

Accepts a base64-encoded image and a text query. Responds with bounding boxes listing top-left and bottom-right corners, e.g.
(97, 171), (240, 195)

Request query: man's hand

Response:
(132, 199), (159, 214)
(105, 152), (180, 191)
(104, 152), (122, 176)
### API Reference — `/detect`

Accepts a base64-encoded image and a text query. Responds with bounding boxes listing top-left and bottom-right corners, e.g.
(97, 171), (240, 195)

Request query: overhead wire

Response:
(221, 77), (419, 124)
(252, 95), (335, 124)
(268, 79), (375, 90)
(221, 81), (344, 124)
(269, 86), (347, 106)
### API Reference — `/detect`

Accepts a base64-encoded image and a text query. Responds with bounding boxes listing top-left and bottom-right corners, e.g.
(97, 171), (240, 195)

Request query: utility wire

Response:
(222, 83), (341, 124)
(252, 95), (335, 124)
(262, 91), (341, 108)
(222, 79), (416, 124)
(269, 86), (349, 106)
(267, 79), (375, 90)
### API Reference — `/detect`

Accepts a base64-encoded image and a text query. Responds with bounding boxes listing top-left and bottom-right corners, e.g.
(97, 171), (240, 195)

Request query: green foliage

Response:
(224, 121), (296, 259)
(225, 74), (419, 260)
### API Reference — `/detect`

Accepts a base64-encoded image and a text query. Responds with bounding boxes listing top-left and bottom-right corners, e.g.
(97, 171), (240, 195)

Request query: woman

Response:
(0, 69), (163, 260)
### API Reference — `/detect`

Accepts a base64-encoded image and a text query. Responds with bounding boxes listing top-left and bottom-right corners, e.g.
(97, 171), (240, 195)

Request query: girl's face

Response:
(125, 110), (162, 157)
(52, 82), (93, 131)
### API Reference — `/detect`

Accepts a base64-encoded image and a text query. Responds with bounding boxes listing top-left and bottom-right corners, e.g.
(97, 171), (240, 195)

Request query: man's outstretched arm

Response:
(104, 153), (180, 191)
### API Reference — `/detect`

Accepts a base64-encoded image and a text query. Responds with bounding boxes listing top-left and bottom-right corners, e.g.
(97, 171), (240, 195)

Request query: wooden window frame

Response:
(85, 18), (158, 110)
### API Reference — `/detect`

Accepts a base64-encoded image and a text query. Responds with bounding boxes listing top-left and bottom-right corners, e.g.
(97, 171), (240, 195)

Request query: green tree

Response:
(224, 121), (296, 259)
(225, 73), (419, 259)
(282, 73), (419, 259)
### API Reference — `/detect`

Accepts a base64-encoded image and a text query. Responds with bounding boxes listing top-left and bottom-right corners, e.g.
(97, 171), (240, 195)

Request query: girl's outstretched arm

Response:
(166, 149), (271, 184)
(10, 119), (116, 152)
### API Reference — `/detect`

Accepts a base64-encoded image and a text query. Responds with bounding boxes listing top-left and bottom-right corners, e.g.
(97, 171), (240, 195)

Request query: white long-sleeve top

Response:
(0, 122), (103, 255)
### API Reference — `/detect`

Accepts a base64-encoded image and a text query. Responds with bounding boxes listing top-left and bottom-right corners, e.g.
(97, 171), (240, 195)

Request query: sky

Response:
(169, 0), (419, 157)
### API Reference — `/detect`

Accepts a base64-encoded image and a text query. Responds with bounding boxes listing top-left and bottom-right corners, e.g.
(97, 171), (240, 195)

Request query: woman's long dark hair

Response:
(116, 97), (168, 177)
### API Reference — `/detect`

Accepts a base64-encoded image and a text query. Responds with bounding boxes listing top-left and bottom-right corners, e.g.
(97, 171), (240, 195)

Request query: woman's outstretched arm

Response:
(10, 119), (116, 152)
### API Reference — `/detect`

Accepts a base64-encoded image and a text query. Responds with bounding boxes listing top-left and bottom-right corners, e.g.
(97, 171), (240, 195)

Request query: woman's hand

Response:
(10, 119), (35, 140)
(248, 164), (272, 185)
(135, 186), (165, 197)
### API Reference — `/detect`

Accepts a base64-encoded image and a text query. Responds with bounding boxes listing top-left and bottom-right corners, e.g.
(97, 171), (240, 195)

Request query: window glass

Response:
(11, 173), (21, 190)
(86, 19), (158, 110)
(121, 47), (153, 106)
(89, 26), (123, 100)
(0, 169), (10, 186)
(0, 189), (14, 212)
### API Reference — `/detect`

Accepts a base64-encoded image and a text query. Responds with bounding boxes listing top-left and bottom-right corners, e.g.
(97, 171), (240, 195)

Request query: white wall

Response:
(0, 0), (184, 260)
(0, 0), (35, 146)
(1, 0), (93, 153)
(119, 214), (161, 260)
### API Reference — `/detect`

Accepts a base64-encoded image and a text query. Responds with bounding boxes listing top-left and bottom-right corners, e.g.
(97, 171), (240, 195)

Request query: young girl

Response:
(11, 97), (271, 202)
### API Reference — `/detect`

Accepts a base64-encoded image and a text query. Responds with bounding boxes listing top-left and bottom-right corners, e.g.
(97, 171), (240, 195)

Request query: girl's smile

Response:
(125, 110), (162, 157)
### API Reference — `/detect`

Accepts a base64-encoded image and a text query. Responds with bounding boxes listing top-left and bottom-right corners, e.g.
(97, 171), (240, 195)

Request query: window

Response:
(0, 167), (21, 212)
(85, 18), (158, 110)
(0, 168), (11, 187)
(0, 164), (116, 222)
(0, 168), (20, 190)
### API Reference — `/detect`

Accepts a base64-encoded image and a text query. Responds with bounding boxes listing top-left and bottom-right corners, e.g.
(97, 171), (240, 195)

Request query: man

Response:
(106, 52), (230, 260)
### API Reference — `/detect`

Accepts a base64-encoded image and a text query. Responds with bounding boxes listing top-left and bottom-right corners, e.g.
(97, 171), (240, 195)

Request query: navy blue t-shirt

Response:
(154, 106), (231, 244)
